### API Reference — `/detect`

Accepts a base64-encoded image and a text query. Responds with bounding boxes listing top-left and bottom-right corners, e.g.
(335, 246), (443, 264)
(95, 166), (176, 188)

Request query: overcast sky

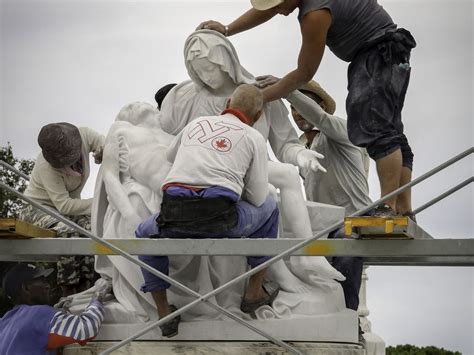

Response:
(1, 0), (472, 352)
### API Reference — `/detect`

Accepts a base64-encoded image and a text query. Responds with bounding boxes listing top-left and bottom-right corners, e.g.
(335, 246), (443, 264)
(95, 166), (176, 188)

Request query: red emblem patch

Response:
(212, 137), (232, 152)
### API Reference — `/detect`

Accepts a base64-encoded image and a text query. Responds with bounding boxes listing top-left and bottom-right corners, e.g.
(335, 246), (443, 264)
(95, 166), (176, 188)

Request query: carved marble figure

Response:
(79, 32), (348, 325)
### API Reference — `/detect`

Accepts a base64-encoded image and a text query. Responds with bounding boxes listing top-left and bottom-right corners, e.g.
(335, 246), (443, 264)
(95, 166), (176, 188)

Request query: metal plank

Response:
(3, 255), (472, 266)
(0, 238), (472, 258)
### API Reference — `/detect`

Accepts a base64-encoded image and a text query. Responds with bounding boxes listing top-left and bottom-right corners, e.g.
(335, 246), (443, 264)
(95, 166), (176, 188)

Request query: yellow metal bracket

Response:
(343, 216), (409, 237)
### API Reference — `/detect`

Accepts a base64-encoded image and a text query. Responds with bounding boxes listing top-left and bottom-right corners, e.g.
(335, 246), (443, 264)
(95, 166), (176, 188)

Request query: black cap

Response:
(38, 122), (82, 169)
(2, 263), (54, 301)
(155, 83), (177, 109)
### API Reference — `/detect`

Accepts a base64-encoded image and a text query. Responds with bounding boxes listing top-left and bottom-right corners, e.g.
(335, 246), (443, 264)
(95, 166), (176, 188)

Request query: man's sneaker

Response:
(372, 204), (396, 218)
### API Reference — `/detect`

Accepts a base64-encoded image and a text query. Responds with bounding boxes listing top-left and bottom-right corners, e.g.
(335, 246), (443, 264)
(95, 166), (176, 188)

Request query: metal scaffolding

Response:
(1, 147), (473, 355)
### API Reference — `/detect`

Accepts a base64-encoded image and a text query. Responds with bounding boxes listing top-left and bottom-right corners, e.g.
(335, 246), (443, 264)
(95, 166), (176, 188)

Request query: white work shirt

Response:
(286, 91), (372, 215)
(163, 112), (269, 207)
(25, 127), (105, 216)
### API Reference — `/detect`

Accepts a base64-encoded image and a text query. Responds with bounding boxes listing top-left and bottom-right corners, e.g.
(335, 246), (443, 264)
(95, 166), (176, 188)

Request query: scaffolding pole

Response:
(413, 177), (473, 215)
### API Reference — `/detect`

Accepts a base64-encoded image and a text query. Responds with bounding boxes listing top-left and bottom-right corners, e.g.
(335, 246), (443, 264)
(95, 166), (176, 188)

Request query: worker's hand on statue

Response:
(196, 20), (226, 35)
(255, 75), (280, 88)
(94, 278), (113, 303)
(54, 296), (73, 311)
(93, 147), (103, 164)
(296, 149), (327, 173)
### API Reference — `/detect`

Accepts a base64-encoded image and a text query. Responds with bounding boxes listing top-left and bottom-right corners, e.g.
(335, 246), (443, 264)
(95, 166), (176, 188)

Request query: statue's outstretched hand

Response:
(255, 75), (280, 88)
(196, 20), (226, 35)
(296, 149), (327, 173)
(94, 278), (113, 303)
(54, 296), (73, 311)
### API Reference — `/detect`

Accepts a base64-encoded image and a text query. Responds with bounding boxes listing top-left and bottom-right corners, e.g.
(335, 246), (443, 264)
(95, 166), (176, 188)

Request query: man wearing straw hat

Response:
(197, 0), (416, 218)
(284, 79), (372, 315)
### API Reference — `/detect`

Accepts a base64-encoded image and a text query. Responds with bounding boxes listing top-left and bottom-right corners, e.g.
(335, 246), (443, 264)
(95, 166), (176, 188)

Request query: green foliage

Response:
(0, 143), (35, 315)
(387, 344), (462, 355)
(0, 142), (35, 218)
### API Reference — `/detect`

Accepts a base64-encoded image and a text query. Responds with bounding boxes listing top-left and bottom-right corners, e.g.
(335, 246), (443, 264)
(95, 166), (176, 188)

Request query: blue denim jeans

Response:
(136, 191), (279, 292)
(328, 227), (364, 311)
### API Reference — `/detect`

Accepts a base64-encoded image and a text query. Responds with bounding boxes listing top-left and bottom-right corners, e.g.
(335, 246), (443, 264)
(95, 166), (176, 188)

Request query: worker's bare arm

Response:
(197, 8), (277, 36)
(261, 9), (332, 102)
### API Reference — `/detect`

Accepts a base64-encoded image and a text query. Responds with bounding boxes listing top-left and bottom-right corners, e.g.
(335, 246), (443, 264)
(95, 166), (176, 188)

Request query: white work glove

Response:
(93, 278), (112, 303)
(296, 149), (327, 173)
(255, 75), (280, 89)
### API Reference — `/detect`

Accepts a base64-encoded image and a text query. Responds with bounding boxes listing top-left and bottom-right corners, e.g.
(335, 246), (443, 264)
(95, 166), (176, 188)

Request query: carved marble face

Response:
(190, 57), (234, 92)
(116, 102), (159, 128)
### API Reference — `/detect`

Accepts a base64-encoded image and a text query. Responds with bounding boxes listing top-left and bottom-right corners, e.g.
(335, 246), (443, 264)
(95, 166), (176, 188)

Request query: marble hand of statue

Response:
(296, 149), (327, 173)
(94, 278), (113, 302)
(196, 20), (226, 35)
(255, 75), (280, 89)
(54, 296), (73, 311)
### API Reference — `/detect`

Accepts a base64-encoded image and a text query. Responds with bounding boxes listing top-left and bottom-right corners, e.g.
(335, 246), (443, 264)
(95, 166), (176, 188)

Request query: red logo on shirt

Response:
(212, 137), (232, 152)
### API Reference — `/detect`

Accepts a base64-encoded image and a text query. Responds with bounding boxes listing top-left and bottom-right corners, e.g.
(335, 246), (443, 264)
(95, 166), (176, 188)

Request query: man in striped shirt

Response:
(0, 263), (111, 354)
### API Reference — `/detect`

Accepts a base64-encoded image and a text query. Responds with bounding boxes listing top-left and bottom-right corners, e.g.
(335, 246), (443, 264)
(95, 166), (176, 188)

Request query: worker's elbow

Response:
(298, 67), (315, 83)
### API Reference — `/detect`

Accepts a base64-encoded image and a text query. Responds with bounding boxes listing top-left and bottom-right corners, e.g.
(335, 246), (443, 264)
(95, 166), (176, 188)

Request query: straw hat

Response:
(250, 0), (284, 11)
(299, 80), (336, 115)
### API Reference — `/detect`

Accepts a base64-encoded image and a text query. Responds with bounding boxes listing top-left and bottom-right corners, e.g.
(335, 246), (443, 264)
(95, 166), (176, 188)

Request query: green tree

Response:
(0, 143), (35, 315)
(387, 344), (462, 355)
(0, 142), (35, 218)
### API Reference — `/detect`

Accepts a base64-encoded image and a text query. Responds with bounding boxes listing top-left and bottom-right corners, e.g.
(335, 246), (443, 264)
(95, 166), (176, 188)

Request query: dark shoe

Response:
(371, 204), (396, 218)
(240, 280), (280, 315)
(159, 305), (181, 338)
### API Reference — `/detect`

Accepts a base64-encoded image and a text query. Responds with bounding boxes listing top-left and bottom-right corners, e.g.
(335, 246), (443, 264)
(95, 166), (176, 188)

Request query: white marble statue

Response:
(92, 102), (173, 322)
(79, 31), (349, 326)
(160, 30), (345, 289)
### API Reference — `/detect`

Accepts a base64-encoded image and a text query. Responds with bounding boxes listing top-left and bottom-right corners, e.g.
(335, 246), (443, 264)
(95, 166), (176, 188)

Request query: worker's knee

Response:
(400, 135), (414, 170)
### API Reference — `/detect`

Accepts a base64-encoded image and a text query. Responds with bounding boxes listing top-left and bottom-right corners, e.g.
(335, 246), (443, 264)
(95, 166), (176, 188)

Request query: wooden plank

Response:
(0, 219), (56, 238)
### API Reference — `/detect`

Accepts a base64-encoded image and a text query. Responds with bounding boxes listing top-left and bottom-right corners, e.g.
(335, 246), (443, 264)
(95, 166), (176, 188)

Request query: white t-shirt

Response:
(163, 112), (269, 207)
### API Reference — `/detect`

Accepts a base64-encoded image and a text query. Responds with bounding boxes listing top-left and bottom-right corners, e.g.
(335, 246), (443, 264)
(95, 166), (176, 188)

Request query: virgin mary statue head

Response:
(184, 30), (255, 95)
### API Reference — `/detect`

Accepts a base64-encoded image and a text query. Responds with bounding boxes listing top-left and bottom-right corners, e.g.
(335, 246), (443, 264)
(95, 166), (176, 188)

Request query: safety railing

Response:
(0, 146), (473, 355)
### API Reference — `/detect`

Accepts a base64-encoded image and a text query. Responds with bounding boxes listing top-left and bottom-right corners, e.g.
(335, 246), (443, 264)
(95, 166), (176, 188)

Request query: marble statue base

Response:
(95, 309), (358, 342)
(64, 341), (366, 355)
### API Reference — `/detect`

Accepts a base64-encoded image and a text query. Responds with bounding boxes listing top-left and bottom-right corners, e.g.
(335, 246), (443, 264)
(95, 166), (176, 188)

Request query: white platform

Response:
(96, 310), (358, 342)
(65, 341), (366, 355)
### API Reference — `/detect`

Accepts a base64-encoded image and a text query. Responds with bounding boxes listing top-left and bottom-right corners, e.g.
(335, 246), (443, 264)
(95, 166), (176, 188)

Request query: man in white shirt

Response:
(19, 122), (105, 296)
(135, 84), (280, 337)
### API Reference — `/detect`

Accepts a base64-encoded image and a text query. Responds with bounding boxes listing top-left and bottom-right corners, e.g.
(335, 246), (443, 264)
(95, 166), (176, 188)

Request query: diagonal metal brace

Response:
(0, 181), (302, 355)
